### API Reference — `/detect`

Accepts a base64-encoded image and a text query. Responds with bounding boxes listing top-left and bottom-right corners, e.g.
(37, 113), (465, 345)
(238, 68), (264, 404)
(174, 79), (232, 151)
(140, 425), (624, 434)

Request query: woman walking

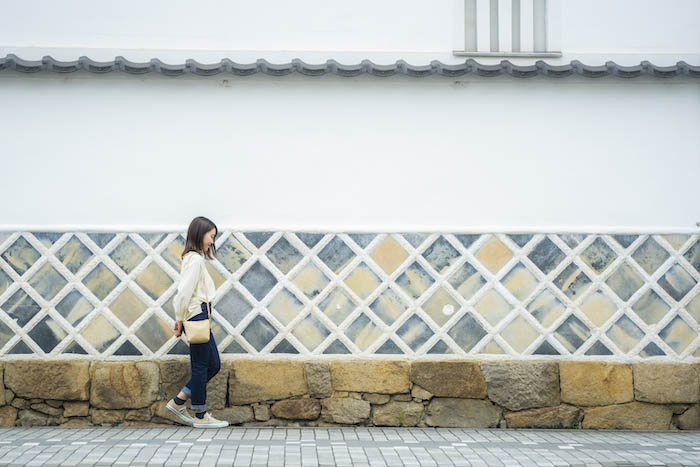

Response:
(166, 216), (228, 428)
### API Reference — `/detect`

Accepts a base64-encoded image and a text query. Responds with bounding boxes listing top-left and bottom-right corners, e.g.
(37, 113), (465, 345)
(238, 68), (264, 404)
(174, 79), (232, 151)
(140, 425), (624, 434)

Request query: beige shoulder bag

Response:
(182, 257), (211, 344)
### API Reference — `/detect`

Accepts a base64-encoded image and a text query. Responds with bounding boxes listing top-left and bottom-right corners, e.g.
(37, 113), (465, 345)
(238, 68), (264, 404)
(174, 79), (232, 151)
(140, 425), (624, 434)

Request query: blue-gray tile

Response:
(216, 235), (252, 274)
(558, 234), (587, 249)
(27, 314), (68, 353)
(606, 315), (645, 354)
(318, 236), (356, 274)
(0, 268), (10, 296)
(241, 315), (278, 351)
(422, 236), (461, 274)
(606, 263), (644, 302)
(272, 339), (299, 354)
(507, 234), (533, 248)
(244, 231), (274, 249)
(82, 263), (120, 301)
(584, 340), (613, 356)
(222, 340), (247, 354)
(454, 234), (480, 250)
(448, 261), (486, 301)
(240, 261), (278, 301)
(658, 264), (697, 302)
(1, 236), (40, 276)
(632, 237), (670, 275)
(114, 339), (142, 356)
(580, 237), (616, 274)
(295, 232), (324, 249)
(134, 314), (172, 352)
(55, 236), (93, 275)
(631, 289), (670, 325)
(135, 262), (174, 301)
(553, 314), (591, 353)
(658, 315), (695, 354)
(344, 313), (382, 351)
(533, 340), (559, 355)
(319, 287), (357, 326)
(370, 288), (408, 325)
(396, 315), (432, 351)
(554, 263), (592, 300)
(293, 314), (331, 351)
(266, 237), (303, 275)
(87, 233), (115, 249)
(427, 340), (452, 354)
(396, 262), (435, 300)
(528, 237), (566, 275)
(160, 235), (185, 271)
(28, 263), (68, 301)
(0, 319), (14, 349)
(612, 235), (638, 249)
(323, 339), (351, 354)
(402, 233), (429, 249)
(375, 338), (404, 354)
(140, 233), (168, 248)
(447, 312), (487, 352)
(32, 232), (63, 248)
(2, 288), (41, 327)
(62, 339), (88, 355)
(8, 339), (34, 354)
(639, 341), (665, 357)
(683, 239), (700, 274)
(349, 234), (376, 249)
(109, 237), (147, 274)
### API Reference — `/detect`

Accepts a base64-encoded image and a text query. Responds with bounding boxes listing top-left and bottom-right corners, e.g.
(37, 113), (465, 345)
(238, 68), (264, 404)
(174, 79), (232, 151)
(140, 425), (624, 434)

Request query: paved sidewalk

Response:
(0, 427), (699, 467)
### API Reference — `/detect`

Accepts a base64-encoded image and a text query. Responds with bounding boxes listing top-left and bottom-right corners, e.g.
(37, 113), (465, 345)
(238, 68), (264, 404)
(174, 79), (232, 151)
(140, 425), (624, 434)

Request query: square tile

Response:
(448, 261), (486, 301)
(427, 339), (453, 354)
(204, 261), (227, 288)
(422, 287), (460, 327)
(396, 262), (435, 300)
(32, 232), (63, 248)
(82, 263), (120, 301)
(0, 267), (10, 296)
(344, 262), (382, 300)
(501, 262), (538, 302)
(295, 232), (324, 249)
(80, 314), (120, 353)
(292, 263), (330, 300)
(474, 236), (513, 274)
(579, 237), (616, 274)
(134, 313), (173, 352)
(528, 237), (565, 275)
(370, 287), (408, 325)
(375, 338), (404, 354)
(2, 288), (42, 327)
(632, 288), (671, 326)
(455, 233), (481, 249)
(474, 289), (512, 327)
(558, 233), (587, 249)
(344, 314), (382, 351)
(658, 315), (695, 355)
(323, 339), (351, 354)
(402, 233), (430, 249)
(319, 287), (357, 326)
(499, 315), (540, 353)
(215, 286), (253, 327)
(579, 289), (618, 327)
(241, 315), (278, 351)
(267, 288), (305, 326)
(612, 235), (638, 249)
(109, 288), (147, 327)
(244, 231), (274, 249)
(684, 239), (700, 273)
(55, 289), (93, 326)
(266, 237), (303, 275)
(109, 237), (147, 274)
(527, 289), (565, 328)
(421, 236), (461, 275)
(240, 261), (278, 302)
(292, 314), (331, 351)
(553, 314), (591, 353)
(0, 319), (14, 349)
(396, 315), (433, 351)
(481, 339), (506, 354)
(216, 235), (252, 274)
(160, 235), (185, 271)
(605, 315), (644, 354)
(553, 263), (592, 300)
(632, 237), (670, 275)
(27, 314), (68, 353)
(447, 312), (487, 352)
(685, 293), (700, 326)
(55, 236), (93, 275)
(370, 236), (409, 275)
(318, 236), (356, 274)
(139, 233), (168, 248)
(348, 233), (376, 249)
(507, 234), (533, 248)
(0, 236), (40, 276)
(606, 262), (644, 302)
(87, 233), (115, 249)
(657, 264), (697, 302)
(272, 338), (299, 354)
(639, 341), (666, 357)
(135, 262), (175, 301)
(28, 263), (68, 301)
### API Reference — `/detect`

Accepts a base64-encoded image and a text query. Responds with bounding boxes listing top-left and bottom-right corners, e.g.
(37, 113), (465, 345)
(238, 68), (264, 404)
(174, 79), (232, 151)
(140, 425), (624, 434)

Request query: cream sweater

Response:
(173, 251), (216, 322)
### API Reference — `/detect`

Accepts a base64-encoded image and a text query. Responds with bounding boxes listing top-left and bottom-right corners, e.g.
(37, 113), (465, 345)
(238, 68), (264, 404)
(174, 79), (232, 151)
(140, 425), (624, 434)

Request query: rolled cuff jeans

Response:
(181, 302), (220, 411)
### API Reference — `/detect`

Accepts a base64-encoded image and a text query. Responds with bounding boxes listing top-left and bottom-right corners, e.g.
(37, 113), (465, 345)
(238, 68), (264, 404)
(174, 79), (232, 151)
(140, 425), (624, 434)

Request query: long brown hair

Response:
(181, 216), (218, 260)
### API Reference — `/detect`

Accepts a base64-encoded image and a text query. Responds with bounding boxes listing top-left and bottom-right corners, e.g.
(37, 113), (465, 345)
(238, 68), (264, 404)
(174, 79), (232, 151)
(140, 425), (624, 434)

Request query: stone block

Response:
(212, 406), (255, 425)
(5, 361), (90, 400)
(229, 361), (307, 404)
(560, 362), (633, 406)
(90, 362), (160, 409)
(0, 406), (17, 427)
(18, 409), (49, 427)
(410, 361), (487, 398)
(90, 408), (127, 424)
(30, 403), (62, 417)
(633, 363), (700, 404)
(425, 398), (501, 428)
(321, 398), (371, 424)
(254, 404), (270, 421)
(504, 405), (583, 429)
(372, 401), (424, 427)
(331, 361), (409, 394)
(305, 362), (332, 398)
(411, 385), (433, 401)
(582, 402), (673, 430)
(362, 394), (391, 405)
(677, 404), (700, 430)
(63, 401), (90, 418)
(481, 361), (559, 410)
(271, 399), (321, 420)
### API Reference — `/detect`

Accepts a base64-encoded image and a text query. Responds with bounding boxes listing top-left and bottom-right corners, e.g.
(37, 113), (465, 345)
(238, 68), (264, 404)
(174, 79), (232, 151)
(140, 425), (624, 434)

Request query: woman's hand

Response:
(174, 320), (183, 337)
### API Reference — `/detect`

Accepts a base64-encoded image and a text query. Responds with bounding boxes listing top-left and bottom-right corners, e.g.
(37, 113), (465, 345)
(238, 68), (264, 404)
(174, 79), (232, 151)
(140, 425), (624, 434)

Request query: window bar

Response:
(489, 0), (499, 52)
(498, 0), (513, 53)
(464, 0), (477, 52)
(476, 0), (492, 52)
(533, 0), (547, 52)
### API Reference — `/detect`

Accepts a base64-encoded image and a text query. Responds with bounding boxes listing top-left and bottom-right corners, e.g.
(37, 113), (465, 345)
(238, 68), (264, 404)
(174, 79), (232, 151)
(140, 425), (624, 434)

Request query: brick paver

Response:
(0, 427), (698, 466)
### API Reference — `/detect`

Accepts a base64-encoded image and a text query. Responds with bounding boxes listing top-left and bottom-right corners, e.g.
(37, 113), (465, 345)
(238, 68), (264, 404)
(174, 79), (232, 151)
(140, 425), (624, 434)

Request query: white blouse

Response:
(172, 251), (216, 321)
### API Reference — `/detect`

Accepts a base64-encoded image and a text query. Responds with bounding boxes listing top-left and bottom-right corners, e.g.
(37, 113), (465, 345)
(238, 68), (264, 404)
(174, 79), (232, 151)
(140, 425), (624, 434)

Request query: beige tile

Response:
(475, 236), (513, 274)
(370, 236), (408, 275)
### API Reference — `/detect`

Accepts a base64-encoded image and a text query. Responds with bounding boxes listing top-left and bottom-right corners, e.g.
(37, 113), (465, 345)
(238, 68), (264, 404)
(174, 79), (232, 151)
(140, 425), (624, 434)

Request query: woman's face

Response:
(202, 228), (217, 252)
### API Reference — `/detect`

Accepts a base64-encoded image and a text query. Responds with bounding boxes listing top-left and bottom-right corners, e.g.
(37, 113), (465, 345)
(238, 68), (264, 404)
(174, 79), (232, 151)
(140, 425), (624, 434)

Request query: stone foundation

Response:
(0, 359), (698, 430)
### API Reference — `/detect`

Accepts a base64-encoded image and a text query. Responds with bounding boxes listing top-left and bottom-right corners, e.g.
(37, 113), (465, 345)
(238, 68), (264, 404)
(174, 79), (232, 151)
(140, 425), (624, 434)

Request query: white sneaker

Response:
(192, 412), (229, 429)
(166, 399), (193, 426)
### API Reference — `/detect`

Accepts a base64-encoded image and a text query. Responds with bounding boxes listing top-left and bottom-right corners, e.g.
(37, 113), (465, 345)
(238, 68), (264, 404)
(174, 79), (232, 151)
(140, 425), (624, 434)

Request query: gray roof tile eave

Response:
(0, 54), (698, 79)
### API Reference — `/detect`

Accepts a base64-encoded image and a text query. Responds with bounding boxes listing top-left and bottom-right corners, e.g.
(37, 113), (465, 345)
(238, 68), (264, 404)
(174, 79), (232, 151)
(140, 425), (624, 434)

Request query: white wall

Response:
(1, 73), (698, 230)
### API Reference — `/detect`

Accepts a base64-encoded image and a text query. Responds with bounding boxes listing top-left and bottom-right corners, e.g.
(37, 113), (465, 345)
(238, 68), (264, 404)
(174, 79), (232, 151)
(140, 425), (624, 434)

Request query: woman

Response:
(166, 216), (228, 428)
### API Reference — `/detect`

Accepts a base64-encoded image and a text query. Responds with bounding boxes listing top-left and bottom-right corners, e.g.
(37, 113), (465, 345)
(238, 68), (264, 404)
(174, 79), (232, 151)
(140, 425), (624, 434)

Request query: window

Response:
(454, 0), (561, 57)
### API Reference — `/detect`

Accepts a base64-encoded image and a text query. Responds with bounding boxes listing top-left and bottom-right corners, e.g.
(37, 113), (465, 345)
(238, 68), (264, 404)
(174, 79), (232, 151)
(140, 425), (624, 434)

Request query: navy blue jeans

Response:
(181, 302), (220, 411)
